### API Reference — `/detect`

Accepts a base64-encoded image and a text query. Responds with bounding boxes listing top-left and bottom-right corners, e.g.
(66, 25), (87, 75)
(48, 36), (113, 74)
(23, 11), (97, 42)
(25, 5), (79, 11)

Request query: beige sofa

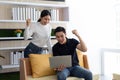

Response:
(113, 73), (120, 80)
(20, 50), (99, 80)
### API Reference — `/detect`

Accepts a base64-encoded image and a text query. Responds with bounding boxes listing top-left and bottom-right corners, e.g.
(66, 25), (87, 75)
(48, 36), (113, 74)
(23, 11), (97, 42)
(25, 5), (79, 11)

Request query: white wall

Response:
(66, 0), (116, 75)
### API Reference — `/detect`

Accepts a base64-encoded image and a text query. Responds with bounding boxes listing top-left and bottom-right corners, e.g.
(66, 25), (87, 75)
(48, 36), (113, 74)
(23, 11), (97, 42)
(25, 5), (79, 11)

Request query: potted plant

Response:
(14, 29), (22, 37)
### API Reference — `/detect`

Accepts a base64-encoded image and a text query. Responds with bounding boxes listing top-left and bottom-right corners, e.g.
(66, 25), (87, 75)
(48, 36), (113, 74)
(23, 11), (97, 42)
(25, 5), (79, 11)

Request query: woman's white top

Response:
(24, 22), (52, 53)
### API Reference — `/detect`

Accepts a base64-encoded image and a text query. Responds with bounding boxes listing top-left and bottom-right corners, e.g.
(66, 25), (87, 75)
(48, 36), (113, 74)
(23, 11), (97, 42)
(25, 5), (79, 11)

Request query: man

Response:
(52, 26), (92, 80)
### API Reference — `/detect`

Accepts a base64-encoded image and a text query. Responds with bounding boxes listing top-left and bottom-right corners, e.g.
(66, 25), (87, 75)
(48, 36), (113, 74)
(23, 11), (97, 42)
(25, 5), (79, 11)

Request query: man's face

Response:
(55, 31), (66, 44)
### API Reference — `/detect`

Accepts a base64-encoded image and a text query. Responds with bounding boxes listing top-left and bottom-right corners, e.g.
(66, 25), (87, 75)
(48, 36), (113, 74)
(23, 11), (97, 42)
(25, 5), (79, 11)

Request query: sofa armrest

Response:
(83, 55), (89, 69)
(20, 58), (27, 80)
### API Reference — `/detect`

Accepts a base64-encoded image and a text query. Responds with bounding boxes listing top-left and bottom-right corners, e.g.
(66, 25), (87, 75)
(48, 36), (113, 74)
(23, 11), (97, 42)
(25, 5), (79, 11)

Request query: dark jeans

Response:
(24, 42), (43, 58)
(57, 65), (92, 80)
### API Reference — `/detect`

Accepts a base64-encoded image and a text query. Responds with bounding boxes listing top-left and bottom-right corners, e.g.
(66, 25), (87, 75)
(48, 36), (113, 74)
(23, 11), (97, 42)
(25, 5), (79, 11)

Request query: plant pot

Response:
(16, 33), (21, 37)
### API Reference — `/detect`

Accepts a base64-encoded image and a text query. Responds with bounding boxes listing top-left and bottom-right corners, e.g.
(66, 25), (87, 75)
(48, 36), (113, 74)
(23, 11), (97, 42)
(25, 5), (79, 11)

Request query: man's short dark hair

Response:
(54, 26), (66, 34)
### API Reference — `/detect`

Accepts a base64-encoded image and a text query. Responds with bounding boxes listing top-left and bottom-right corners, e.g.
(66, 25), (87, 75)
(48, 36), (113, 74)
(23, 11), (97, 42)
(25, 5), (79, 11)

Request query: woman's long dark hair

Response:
(37, 9), (51, 22)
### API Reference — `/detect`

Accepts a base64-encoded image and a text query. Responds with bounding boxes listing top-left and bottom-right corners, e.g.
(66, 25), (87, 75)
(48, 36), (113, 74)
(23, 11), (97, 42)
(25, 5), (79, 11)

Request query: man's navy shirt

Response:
(52, 38), (80, 66)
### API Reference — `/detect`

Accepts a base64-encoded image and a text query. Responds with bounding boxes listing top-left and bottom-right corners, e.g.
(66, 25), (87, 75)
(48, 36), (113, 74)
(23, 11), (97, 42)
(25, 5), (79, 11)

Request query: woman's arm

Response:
(46, 37), (52, 54)
(24, 19), (34, 40)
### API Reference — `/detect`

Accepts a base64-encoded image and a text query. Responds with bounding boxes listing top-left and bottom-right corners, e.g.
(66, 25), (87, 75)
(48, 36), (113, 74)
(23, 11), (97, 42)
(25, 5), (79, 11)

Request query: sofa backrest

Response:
(76, 50), (89, 69)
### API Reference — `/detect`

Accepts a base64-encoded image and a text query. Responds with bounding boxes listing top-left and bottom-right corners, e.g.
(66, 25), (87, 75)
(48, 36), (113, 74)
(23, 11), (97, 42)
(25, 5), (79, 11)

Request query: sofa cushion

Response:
(27, 75), (84, 80)
(27, 75), (57, 80)
(29, 54), (56, 78)
(27, 74), (99, 80)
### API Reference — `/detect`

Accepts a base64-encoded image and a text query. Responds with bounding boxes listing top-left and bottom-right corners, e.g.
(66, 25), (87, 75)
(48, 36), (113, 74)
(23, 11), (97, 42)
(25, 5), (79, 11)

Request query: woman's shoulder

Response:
(30, 22), (38, 27)
(46, 23), (52, 27)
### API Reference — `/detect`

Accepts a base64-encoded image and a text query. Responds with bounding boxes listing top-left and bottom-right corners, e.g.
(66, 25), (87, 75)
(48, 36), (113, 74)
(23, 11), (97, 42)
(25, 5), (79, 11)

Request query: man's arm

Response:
(72, 30), (87, 52)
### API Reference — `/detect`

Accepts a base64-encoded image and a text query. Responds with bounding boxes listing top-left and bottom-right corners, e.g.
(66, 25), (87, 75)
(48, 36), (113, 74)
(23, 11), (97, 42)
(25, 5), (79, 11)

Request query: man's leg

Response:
(70, 66), (92, 80)
(57, 68), (70, 80)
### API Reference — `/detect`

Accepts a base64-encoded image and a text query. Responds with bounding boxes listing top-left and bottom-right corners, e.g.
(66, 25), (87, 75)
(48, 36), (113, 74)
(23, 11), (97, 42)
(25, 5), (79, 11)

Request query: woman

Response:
(24, 9), (52, 58)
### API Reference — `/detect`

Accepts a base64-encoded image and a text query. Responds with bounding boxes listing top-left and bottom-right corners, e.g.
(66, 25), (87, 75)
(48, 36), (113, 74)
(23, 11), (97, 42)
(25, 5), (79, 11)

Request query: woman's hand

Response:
(26, 19), (31, 27)
(54, 64), (66, 71)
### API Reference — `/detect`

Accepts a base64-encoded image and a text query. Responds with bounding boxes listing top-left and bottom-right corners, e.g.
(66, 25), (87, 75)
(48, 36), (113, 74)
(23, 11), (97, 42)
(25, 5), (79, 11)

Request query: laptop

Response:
(49, 55), (72, 68)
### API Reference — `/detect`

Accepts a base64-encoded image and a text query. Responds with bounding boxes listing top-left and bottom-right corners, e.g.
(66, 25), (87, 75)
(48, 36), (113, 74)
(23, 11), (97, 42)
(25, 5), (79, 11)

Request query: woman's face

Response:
(40, 15), (51, 25)
(55, 31), (67, 44)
